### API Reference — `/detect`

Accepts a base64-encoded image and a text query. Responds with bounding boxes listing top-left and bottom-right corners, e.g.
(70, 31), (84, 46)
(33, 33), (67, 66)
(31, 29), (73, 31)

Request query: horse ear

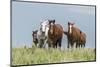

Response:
(53, 19), (55, 22)
(68, 22), (70, 25)
(53, 20), (55, 24)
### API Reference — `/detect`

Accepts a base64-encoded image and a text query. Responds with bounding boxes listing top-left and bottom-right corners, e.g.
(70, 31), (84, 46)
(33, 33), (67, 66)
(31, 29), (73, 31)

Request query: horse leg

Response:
(84, 44), (85, 48)
(53, 43), (56, 48)
(76, 40), (80, 48)
(78, 42), (80, 48)
(67, 41), (69, 48)
(43, 39), (45, 48)
(76, 42), (78, 48)
(83, 43), (85, 48)
(72, 42), (76, 48)
(48, 41), (51, 48)
(73, 42), (76, 48)
(39, 39), (43, 48)
(40, 40), (43, 48)
(80, 42), (83, 48)
(58, 38), (62, 49)
(71, 42), (73, 48)
(43, 39), (47, 48)
(38, 39), (40, 48)
(55, 41), (58, 48)
(81, 44), (82, 48)
(48, 44), (51, 48)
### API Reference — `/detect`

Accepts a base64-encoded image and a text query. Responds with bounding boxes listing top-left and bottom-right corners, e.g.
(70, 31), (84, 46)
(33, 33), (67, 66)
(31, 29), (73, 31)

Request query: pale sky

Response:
(12, 1), (96, 48)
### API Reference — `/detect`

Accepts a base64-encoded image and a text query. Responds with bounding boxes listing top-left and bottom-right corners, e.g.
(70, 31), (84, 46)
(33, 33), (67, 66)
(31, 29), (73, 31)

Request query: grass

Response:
(12, 47), (96, 66)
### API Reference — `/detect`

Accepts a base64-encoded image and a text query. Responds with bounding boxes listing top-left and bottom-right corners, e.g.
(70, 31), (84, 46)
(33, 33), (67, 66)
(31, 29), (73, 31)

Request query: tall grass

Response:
(12, 47), (95, 66)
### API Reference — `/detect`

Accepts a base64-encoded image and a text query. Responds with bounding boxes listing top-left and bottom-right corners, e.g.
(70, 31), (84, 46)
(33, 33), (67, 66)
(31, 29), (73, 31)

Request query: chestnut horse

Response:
(48, 20), (63, 48)
(64, 22), (86, 48)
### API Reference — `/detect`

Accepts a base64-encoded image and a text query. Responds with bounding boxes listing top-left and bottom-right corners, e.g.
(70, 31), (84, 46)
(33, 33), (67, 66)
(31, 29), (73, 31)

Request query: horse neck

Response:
(48, 25), (57, 40)
(68, 26), (75, 36)
(49, 24), (55, 34)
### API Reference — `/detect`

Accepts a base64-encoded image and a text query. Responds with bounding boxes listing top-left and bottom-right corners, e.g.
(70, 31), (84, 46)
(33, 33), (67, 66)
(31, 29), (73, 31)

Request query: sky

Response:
(12, 1), (96, 48)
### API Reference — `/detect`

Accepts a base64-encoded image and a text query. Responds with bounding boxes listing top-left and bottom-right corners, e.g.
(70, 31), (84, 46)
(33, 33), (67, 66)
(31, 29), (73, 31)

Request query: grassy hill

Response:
(12, 47), (96, 66)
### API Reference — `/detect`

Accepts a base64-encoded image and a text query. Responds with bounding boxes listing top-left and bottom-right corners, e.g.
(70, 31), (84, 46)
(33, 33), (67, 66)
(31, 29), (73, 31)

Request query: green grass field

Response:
(12, 47), (96, 66)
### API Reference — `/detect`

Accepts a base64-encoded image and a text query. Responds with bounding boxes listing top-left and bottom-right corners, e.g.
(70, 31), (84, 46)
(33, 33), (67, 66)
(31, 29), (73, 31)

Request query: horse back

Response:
(55, 24), (63, 32)
(54, 24), (63, 36)
(72, 27), (86, 43)
(71, 27), (81, 40)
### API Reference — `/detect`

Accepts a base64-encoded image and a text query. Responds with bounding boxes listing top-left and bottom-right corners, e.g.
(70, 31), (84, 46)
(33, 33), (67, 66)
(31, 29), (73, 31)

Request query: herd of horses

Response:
(32, 19), (86, 49)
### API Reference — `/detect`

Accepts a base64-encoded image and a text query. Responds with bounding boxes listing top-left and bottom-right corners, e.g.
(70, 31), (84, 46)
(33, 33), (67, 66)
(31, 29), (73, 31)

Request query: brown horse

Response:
(47, 20), (63, 48)
(78, 32), (86, 47)
(64, 22), (86, 48)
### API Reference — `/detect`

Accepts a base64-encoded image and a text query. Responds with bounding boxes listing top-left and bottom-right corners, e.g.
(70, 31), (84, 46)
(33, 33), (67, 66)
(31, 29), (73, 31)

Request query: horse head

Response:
(48, 19), (55, 35)
(68, 21), (75, 34)
(40, 20), (49, 37)
(32, 30), (38, 43)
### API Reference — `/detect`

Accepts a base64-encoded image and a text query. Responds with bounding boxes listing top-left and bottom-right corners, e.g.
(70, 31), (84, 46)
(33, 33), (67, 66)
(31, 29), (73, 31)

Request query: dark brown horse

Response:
(64, 22), (86, 48)
(47, 20), (63, 48)
(32, 30), (38, 46)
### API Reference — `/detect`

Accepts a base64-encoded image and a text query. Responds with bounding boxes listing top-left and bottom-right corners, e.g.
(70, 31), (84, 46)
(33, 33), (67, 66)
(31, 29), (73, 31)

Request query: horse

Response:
(32, 22), (48, 48)
(38, 20), (50, 48)
(78, 31), (86, 48)
(64, 22), (86, 48)
(47, 20), (63, 48)
(32, 30), (38, 47)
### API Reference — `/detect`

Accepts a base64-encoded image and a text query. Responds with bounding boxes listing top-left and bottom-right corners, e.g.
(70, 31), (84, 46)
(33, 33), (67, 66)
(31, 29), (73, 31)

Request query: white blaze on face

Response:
(69, 24), (72, 34)
(50, 23), (54, 34)
(41, 20), (48, 32)
(51, 23), (53, 25)
(42, 24), (45, 32)
(45, 26), (49, 37)
(41, 23), (45, 32)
